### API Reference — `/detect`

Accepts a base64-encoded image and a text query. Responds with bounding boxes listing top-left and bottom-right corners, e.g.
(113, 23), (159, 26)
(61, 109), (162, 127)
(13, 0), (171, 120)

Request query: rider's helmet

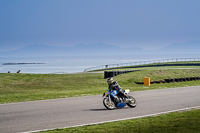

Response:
(107, 77), (114, 85)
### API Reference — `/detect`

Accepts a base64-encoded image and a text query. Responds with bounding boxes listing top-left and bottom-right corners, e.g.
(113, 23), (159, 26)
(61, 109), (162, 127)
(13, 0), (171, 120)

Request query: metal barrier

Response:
(84, 58), (200, 72)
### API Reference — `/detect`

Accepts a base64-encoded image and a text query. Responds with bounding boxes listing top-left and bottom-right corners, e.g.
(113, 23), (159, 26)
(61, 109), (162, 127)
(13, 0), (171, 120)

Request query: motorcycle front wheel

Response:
(103, 98), (115, 110)
(126, 96), (137, 108)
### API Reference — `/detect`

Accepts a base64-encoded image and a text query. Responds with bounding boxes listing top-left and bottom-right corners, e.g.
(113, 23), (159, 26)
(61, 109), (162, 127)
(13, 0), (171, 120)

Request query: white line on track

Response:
(22, 105), (200, 133)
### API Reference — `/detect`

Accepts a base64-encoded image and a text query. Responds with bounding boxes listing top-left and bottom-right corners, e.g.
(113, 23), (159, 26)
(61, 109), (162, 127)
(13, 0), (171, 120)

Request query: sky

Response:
(0, 0), (200, 52)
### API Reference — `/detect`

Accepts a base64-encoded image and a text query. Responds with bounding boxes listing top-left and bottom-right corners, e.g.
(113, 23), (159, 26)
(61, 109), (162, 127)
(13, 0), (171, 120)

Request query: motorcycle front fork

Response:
(108, 94), (112, 104)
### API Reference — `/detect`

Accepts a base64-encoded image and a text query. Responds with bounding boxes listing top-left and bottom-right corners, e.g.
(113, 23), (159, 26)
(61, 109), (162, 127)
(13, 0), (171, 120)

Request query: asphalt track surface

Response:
(0, 86), (200, 133)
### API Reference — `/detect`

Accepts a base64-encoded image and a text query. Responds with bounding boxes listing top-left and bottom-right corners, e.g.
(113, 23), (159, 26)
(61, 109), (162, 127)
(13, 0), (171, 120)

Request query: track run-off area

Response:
(0, 86), (200, 133)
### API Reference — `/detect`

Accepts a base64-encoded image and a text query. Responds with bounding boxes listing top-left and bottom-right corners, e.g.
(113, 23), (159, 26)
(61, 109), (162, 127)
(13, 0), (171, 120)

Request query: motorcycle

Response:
(102, 89), (137, 110)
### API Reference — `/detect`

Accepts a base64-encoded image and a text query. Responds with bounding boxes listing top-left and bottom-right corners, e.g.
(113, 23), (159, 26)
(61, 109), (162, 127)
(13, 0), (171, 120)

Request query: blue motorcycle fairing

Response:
(110, 90), (126, 108)
(116, 102), (126, 107)
(110, 90), (118, 97)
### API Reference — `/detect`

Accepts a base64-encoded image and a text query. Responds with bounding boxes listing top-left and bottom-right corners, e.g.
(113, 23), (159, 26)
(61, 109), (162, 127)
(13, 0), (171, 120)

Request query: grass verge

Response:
(40, 109), (200, 133)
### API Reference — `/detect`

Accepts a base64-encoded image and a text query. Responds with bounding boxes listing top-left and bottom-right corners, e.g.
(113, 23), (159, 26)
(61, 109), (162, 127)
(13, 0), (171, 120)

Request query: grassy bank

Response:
(92, 61), (200, 72)
(0, 73), (104, 103)
(0, 69), (200, 103)
(41, 109), (200, 133)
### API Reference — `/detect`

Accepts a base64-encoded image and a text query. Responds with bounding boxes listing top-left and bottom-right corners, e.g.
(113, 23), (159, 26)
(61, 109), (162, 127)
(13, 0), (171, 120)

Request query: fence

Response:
(84, 58), (200, 72)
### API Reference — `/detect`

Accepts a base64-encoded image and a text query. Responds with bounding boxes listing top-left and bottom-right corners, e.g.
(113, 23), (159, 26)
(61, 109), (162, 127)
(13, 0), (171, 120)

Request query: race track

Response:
(0, 86), (200, 133)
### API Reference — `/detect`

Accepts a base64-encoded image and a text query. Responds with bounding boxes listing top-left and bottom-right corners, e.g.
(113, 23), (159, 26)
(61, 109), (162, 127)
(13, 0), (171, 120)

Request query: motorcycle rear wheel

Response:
(103, 98), (115, 110)
(126, 96), (137, 108)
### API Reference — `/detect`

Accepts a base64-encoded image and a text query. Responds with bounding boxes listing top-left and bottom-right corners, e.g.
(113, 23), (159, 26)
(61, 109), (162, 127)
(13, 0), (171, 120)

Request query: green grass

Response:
(40, 109), (200, 133)
(96, 61), (200, 71)
(106, 66), (200, 71)
(0, 69), (200, 103)
(0, 73), (105, 103)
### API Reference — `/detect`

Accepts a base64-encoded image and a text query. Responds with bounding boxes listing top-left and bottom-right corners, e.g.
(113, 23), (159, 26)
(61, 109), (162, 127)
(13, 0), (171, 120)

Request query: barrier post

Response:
(144, 77), (150, 86)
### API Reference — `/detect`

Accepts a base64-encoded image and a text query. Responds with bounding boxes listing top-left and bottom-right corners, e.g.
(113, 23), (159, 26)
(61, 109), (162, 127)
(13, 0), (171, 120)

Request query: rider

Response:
(107, 77), (128, 102)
